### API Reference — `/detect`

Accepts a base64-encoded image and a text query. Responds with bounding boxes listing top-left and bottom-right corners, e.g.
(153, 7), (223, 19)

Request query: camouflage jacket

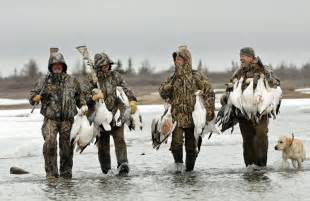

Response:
(29, 73), (86, 121)
(159, 71), (215, 128)
(229, 60), (280, 91)
(82, 71), (137, 114)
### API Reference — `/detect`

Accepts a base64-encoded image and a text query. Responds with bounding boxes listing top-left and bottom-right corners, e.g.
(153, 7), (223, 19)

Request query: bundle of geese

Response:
(70, 87), (143, 153)
(216, 74), (282, 133)
(152, 90), (221, 151)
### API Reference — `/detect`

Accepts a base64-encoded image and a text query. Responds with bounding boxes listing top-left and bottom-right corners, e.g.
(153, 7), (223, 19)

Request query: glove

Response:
(92, 90), (104, 102)
(207, 111), (215, 122)
(78, 105), (88, 116)
(32, 95), (42, 103)
(129, 101), (137, 114)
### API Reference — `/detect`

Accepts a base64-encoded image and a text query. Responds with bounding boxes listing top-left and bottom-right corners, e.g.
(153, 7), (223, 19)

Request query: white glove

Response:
(206, 117), (221, 135)
(78, 105), (88, 116)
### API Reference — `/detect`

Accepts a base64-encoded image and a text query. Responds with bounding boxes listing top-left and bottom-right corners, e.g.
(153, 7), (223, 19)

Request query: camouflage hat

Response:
(94, 52), (114, 69)
(240, 47), (255, 58)
(48, 52), (67, 73)
(172, 45), (192, 66)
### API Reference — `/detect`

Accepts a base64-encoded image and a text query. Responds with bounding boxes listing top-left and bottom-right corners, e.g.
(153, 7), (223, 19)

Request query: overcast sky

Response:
(0, 0), (309, 76)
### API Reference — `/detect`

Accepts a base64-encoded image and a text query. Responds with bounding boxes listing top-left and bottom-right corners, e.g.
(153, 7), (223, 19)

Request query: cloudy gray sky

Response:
(0, 0), (309, 76)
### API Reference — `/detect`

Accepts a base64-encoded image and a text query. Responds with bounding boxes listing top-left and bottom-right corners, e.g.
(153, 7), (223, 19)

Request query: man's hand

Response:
(92, 90), (104, 102)
(32, 95), (42, 103)
(129, 101), (137, 114)
(78, 105), (88, 116)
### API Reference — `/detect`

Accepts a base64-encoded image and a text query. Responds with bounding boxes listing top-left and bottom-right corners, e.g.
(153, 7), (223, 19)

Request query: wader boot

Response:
(185, 152), (197, 172)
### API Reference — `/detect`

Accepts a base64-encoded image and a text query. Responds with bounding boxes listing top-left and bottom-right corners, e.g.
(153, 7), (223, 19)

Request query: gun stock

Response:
(76, 46), (100, 89)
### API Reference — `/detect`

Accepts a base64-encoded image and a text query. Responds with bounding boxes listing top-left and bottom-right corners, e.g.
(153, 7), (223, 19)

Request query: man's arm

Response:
(29, 77), (45, 106)
(74, 78), (87, 108)
(159, 75), (174, 101)
(80, 75), (97, 107)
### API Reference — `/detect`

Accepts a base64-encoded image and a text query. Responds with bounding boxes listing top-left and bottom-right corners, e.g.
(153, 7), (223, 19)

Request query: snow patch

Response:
(0, 98), (29, 105)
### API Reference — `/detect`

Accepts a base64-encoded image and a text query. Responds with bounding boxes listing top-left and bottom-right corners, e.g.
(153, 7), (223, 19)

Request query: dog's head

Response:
(274, 135), (293, 151)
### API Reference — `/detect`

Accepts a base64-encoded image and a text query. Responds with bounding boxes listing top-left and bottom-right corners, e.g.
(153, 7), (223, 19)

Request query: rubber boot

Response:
(172, 150), (183, 173)
(118, 162), (129, 176)
(185, 152), (197, 172)
(172, 150), (183, 163)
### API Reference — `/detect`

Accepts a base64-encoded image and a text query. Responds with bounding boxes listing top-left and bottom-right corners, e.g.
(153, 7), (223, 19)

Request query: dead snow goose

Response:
(72, 115), (95, 153)
(241, 78), (255, 119)
(92, 89), (113, 131)
(229, 77), (244, 113)
(258, 76), (274, 116)
(116, 86), (142, 130)
(70, 110), (83, 143)
(192, 90), (206, 146)
(271, 86), (282, 116)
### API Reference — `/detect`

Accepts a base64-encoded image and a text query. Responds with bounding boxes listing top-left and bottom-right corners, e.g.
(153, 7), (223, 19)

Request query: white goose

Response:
(70, 110), (82, 143)
(130, 109), (143, 131)
(92, 89), (113, 131)
(116, 86), (129, 107)
(241, 78), (255, 119)
(271, 86), (282, 116)
(229, 77), (244, 113)
(192, 90), (206, 145)
(258, 76), (274, 116)
(254, 75), (264, 112)
(70, 114), (95, 153)
(116, 86), (142, 130)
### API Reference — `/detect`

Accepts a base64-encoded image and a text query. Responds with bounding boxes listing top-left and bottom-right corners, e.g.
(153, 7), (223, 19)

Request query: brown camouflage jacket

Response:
(82, 70), (137, 114)
(159, 46), (215, 128)
(29, 73), (86, 121)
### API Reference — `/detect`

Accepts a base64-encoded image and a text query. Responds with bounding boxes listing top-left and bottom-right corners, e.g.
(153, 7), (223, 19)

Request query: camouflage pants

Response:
(170, 127), (197, 164)
(239, 115), (269, 167)
(41, 118), (73, 178)
(97, 126), (128, 174)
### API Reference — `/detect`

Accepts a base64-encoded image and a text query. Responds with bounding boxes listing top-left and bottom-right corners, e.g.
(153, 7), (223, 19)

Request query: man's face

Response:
(101, 64), (110, 73)
(175, 55), (185, 66)
(52, 63), (63, 74)
(240, 54), (254, 66)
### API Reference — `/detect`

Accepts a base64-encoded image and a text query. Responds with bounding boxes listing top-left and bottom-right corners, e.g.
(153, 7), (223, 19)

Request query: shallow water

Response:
(1, 101), (310, 201)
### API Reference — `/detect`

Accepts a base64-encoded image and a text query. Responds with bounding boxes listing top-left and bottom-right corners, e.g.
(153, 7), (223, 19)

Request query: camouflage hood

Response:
(172, 45), (192, 78)
(94, 52), (115, 78)
(94, 52), (114, 69)
(48, 52), (67, 73)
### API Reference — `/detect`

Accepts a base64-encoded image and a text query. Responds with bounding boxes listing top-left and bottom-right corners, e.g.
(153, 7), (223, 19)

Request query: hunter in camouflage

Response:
(221, 47), (281, 167)
(159, 45), (215, 171)
(81, 51), (137, 175)
(29, 50), (87, 179)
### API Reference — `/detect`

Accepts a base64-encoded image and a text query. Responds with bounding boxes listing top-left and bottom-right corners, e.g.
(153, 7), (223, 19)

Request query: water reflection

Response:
(242, 170), (272, 193)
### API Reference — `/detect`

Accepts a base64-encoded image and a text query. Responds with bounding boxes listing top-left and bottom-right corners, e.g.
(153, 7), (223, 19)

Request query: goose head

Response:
(237, 77), (244, 88)
(264, 78), (271, 90)
(260, 73), (265, 79)
(195, 90), (203, 96)
(245, 78), (254, 85)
